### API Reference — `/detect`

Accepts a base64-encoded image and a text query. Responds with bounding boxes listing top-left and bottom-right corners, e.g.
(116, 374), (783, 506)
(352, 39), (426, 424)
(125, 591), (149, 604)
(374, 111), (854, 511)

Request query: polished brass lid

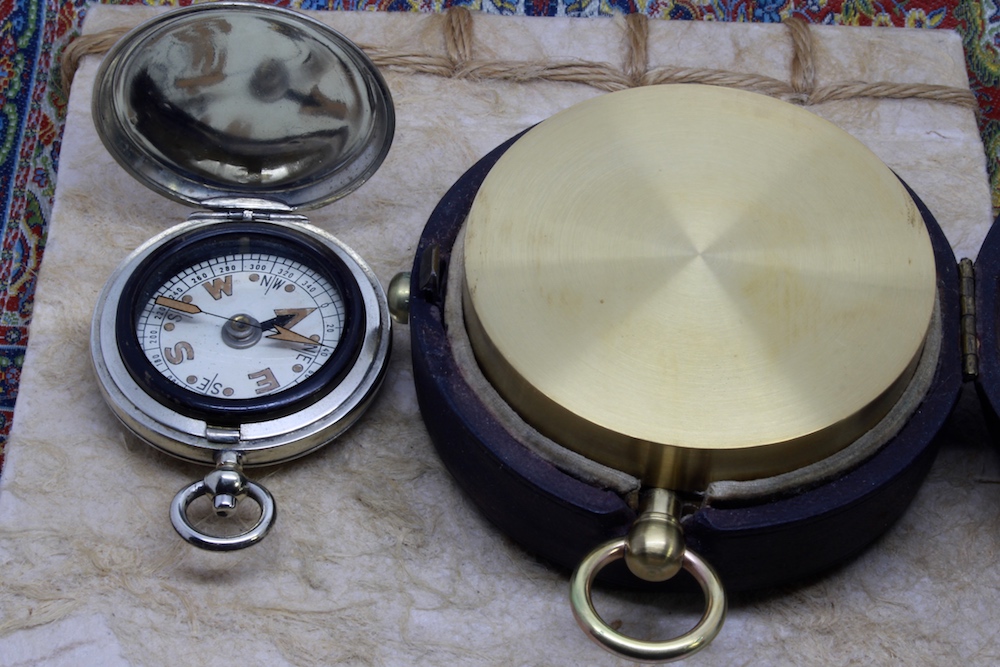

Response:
(462, 85), (937, 490)
(92, 2), (393, 211)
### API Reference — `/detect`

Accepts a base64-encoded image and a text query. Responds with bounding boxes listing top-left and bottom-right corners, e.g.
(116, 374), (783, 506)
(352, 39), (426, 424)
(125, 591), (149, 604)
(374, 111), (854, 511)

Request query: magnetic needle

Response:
(89, 3), (394, 550)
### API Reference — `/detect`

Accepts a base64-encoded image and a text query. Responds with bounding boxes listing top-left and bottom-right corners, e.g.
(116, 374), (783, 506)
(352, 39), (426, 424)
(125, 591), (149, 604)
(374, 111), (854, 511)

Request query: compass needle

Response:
(155, 296), (202, 314)
(259, 307), (316, 332)
(267, 325), (324, 346)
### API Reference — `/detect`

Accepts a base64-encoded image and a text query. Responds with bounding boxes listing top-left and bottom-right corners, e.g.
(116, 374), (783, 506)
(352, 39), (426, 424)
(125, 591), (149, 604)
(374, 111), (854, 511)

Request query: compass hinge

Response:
(190, 210), (308, 225)
(959, 258), (978, 381)
(418, 244), (443, 303)
(205, 425), (242, 445)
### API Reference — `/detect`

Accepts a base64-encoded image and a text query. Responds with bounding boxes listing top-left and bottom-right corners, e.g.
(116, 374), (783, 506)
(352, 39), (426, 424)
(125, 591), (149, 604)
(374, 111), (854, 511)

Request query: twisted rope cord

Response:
(787, 16), (816, 97)
(61, 26), (129, 92)
(60, 8), (977, 110)
(624, 12), (648, 87)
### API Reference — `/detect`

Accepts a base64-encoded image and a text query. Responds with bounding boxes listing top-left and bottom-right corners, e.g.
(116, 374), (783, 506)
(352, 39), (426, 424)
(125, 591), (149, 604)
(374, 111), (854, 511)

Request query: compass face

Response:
(115, 222), (365, 424)
(137, 252), (345, 400)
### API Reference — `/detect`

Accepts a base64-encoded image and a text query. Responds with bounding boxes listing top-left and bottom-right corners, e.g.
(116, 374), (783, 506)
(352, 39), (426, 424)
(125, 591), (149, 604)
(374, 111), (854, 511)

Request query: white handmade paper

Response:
(0, 7), (994, 666)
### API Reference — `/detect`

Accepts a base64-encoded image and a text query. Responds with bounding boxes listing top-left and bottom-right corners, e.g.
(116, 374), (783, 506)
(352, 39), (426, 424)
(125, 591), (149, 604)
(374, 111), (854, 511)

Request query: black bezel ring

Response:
(115, 222), (366, 424)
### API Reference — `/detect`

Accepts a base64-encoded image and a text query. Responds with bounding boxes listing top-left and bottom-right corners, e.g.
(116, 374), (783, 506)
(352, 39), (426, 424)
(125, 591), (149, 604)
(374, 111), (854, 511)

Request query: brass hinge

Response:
(959, 258), (979, 381)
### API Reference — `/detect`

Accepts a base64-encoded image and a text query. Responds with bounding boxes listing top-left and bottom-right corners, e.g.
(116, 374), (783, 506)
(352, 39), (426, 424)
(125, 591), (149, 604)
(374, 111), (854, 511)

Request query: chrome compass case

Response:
(90, 2), (394, 550)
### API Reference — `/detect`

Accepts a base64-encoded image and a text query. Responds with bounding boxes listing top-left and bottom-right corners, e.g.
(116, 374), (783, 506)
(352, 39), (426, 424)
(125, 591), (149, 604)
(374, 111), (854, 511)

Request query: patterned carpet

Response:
(1, 0), (998, 476)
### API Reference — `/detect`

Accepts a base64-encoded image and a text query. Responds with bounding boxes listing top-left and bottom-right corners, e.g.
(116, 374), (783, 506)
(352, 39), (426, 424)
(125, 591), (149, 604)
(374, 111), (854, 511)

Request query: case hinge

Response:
(205, 425), (242, 445)
(188, 209), (308, 225)
(959, 258), (978, 381)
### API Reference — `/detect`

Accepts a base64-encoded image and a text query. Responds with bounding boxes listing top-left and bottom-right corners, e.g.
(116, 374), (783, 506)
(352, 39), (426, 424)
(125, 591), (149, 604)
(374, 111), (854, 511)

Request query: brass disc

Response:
(462, 85), (937, 490)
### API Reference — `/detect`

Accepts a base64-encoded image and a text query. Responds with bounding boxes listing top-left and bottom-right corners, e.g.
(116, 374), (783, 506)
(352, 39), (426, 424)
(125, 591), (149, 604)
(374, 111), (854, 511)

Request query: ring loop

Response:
(170, 479), (276, 551)
(570, 539), (727, 663)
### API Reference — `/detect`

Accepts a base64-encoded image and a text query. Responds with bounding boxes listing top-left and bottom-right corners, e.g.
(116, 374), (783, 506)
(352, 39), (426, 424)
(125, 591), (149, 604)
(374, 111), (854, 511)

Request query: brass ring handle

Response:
(570, 538), (727, 663)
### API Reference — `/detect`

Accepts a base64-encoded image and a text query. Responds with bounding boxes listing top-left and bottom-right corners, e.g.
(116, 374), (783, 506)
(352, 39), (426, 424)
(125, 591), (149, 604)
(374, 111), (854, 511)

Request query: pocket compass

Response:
(89, 3), (394, 550)
(399, 85), (956, 661)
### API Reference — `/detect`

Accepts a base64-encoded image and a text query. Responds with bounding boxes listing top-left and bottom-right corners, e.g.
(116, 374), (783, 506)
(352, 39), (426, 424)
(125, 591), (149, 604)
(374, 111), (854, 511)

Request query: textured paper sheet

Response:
(0, 7), (996, 666)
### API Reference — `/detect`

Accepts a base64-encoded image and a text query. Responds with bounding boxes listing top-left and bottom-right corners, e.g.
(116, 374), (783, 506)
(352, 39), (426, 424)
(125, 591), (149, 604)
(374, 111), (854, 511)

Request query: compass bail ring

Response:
(170, 478), (276, 551)
(570, 539), (726, 663)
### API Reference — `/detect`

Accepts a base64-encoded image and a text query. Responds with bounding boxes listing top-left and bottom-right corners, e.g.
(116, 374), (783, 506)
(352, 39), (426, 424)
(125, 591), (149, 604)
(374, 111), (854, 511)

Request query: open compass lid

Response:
(91, 2), (394, 212)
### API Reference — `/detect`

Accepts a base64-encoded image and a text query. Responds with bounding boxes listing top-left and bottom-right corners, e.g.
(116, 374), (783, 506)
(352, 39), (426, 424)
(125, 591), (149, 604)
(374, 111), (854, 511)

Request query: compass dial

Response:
(137, 252), (345, 400)
(115, 222), (366, 425)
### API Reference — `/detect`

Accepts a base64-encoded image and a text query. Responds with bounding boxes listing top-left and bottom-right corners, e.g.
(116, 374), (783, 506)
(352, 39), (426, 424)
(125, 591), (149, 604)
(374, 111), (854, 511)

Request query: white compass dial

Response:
(137, 253), (345, 400)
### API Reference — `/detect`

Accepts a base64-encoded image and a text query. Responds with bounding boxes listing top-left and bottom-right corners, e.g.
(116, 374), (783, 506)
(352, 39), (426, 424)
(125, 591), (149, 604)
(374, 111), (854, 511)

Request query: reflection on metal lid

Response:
(93, 2), (394, 211)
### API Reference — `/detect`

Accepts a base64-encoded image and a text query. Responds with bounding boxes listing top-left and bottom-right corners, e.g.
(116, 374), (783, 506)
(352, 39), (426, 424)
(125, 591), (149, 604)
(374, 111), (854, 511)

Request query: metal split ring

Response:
(570, 538), (727, 663)
(170, 478), (276, 551)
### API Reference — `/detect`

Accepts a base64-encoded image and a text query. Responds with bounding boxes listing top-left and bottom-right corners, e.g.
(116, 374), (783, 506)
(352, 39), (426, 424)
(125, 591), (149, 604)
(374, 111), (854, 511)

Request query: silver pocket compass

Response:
(89, 3), (394, 550)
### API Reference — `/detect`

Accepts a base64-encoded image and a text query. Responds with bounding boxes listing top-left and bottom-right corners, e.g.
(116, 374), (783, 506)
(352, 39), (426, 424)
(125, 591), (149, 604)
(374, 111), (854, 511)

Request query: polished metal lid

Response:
(463, 85), (937, 490)
(92, 2), (394, 211)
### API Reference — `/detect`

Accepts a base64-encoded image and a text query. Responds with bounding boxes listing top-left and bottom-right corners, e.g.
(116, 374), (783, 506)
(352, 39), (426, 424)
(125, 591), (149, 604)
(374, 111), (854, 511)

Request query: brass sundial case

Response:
(397, 84), (947, 661)
(461, 85), (937, 491)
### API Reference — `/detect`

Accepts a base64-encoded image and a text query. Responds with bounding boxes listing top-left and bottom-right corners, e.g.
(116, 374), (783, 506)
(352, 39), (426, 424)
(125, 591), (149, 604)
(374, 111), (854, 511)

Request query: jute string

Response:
(60, 8), (976, 107)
